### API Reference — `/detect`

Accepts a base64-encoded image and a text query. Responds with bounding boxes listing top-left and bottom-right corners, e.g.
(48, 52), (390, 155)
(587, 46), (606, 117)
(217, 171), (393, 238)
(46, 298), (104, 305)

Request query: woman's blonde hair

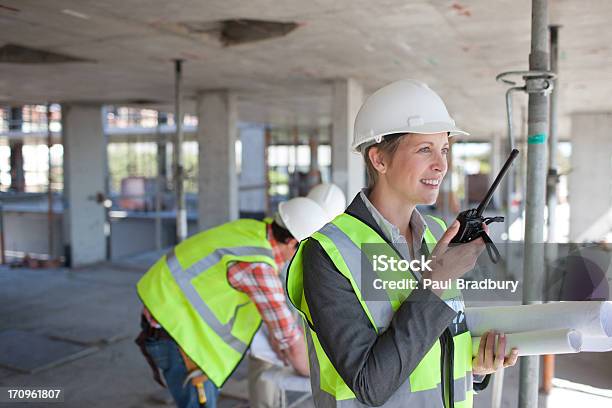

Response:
(362, 133), (406, 188)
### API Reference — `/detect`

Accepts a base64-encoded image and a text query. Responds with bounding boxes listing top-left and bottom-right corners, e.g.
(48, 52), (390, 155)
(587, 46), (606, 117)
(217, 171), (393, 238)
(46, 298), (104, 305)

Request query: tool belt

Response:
(135, 315), (209, 405)
(178, 347), (209, 404)
(135, 314), (172, 387)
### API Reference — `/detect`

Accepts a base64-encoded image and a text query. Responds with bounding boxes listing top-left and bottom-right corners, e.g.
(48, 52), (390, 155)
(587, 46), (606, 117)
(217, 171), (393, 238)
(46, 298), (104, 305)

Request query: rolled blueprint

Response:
(471, 329), (582, 357)
(465, 301), (612, 338)
(581, 336), (612, 352)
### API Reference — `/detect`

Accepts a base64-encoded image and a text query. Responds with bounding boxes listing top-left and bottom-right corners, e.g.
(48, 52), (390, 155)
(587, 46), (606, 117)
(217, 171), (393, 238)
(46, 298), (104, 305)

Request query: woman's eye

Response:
(418, 147), (431, 153)
(441, 148), (449, 155)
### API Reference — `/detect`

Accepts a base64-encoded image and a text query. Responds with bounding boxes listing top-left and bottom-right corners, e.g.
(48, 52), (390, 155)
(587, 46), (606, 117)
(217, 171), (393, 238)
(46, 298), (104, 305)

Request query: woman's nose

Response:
(432, 152), (447, 173)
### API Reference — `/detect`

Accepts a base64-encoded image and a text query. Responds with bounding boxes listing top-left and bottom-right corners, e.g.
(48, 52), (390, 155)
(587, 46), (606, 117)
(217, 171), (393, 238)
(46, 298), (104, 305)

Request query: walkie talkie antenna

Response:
(476, 149), (520, 216)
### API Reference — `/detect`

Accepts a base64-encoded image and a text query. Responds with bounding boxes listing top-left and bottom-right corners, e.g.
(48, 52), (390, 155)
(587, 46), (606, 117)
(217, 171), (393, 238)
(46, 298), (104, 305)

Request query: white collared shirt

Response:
(359, 189), (428, 278)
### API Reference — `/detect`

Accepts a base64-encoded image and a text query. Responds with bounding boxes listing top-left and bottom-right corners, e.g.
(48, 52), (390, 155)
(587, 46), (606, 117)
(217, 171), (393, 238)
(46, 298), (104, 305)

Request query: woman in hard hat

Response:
(287, 79), (518, 407)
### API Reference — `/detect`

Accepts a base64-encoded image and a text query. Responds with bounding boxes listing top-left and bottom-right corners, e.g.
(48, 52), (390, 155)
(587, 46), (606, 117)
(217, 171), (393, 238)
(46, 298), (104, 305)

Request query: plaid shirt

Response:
(144, 224), (300, 350)
(227, 225), (301, 350)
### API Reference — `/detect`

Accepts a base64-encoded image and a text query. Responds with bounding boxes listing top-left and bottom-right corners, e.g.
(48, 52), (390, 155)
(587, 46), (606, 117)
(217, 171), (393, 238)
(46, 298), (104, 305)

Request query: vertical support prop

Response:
(519, 1), (550, 407)
(264, 126), (271, 215)
(541, 23), (561, 395)
(47, 104), (54, 259)
(546, 25), (561, 244)
(155, 113), (163, 251)
(0, 201), (4, 265)
(491, 368), (505, 408)
(174, 60), (187, 242)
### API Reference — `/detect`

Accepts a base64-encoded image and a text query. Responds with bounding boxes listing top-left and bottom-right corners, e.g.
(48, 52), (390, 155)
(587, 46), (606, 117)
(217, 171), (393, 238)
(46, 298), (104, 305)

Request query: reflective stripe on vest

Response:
(165, 246), (273, 353)
(287, 213), (473, 408)
(138, 219), (276, 387)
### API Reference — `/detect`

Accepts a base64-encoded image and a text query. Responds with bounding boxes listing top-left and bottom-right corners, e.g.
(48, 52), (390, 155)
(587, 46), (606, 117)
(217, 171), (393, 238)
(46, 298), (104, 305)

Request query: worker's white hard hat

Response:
(307, 183), (346, 219)
(277, 197), (329, 241)
(352, 79), (469, 151)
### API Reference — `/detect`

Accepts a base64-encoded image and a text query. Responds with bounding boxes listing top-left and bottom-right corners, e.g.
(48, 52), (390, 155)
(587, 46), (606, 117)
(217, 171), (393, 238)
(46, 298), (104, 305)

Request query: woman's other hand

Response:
(472, 331), (519, 375)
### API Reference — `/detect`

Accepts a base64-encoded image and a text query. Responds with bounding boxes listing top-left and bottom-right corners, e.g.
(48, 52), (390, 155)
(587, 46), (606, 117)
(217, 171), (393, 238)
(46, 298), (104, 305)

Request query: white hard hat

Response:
(277, 197), (329, 241)
(307, 183), (346, 219)
(352, 79), (469, 151)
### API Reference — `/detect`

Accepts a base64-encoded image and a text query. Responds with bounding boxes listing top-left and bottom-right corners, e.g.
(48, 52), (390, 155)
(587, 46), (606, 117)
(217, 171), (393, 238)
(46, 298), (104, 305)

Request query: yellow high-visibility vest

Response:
(138, 219), (277, 387)
(287, 213), (473, 407)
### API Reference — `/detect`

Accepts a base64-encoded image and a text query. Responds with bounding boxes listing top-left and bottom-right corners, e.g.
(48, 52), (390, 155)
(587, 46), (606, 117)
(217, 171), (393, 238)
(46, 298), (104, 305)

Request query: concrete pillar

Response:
(569, 113), (612, 241)
(9, 107), (22, 132)
(157, 140), (168, 191)
(332, 78), (365, 200)
(157, 112), (169, 191)
(307, 129), (322, 189)
(239, 124), (266, 218)
(8, 107), (25, 191)
(9, 140), (25, 192)
(197, 91), (238, 230)
(61, 104), (106, 266)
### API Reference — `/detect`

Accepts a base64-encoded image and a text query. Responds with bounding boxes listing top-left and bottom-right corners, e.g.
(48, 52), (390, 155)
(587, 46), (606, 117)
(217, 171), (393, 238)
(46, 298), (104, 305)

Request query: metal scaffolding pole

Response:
(519, 0), (550, 407)
(547, 25), (561, 244)
(174, 60), (187, 242)
(541, 23), (561, 395)
(503, 86), (522, 271)
(46, 104), (55, 260)
(155, 115), (163, 251)
(264, 126), (271, 214)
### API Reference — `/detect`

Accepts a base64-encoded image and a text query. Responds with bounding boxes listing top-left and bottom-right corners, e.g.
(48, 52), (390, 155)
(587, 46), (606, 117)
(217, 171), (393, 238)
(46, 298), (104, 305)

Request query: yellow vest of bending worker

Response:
(287, 213), (473, 408)
(137, 219), (277, 387)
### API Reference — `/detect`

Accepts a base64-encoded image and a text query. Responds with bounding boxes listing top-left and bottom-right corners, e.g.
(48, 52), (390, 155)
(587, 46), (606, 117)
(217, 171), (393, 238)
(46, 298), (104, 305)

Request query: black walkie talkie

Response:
(450, 149), (519, 263)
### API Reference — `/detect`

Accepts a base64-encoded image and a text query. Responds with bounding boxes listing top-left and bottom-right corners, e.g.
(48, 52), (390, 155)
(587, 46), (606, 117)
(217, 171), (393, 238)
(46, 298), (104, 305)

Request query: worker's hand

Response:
(472, 331), (519, 376)
(269, 332), (310, 377)
(424, 221), (487, 296)
(269, 335), (291, 366)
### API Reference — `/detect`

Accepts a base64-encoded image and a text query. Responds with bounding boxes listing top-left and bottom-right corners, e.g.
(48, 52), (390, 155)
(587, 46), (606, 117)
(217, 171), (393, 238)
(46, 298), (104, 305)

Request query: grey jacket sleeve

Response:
(302, 239), (457, 406)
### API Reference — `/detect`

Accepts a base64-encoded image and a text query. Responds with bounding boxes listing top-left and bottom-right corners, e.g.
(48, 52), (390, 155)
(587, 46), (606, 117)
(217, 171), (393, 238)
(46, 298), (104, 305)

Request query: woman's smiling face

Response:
(370, 132), (449, 205)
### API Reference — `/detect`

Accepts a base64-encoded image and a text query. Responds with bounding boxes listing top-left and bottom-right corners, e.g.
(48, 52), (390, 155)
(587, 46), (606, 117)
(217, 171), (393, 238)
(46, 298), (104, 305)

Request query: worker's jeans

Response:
(145, 337), (220, 408)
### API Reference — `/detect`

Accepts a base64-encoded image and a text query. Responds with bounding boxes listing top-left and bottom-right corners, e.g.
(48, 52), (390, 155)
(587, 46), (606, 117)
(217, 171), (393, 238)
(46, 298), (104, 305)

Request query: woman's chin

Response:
(419, 193), (439, 206)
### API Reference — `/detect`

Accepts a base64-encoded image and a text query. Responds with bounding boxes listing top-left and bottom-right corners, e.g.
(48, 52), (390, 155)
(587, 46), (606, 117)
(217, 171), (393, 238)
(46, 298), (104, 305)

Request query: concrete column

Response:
(157, 112), (169, 191)
(239, 124), (266, 217)
(307, 129), (322, 189)
(332, 78), (365, 200)
(61, 104), (106, 267)
(569, 113), (612, 241)
(9, 106), (22, 134)
(197, 91), (238, 230)
(157, 140), (168, 191)
(9, 140), (25, 192)
(8, 107), (25, 191)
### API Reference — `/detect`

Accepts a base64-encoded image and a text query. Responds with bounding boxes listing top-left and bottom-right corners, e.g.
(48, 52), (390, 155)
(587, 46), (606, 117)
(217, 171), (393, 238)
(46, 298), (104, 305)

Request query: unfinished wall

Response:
(61, 104), (106, 266)
(569, 113), (612, 242)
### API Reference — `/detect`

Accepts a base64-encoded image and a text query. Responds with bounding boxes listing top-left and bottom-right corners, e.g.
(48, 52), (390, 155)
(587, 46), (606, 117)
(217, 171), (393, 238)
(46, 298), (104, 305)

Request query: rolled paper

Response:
(466, 301), (612, 338)
(581, 336), (612, 352)
(471, 329), (582, 357)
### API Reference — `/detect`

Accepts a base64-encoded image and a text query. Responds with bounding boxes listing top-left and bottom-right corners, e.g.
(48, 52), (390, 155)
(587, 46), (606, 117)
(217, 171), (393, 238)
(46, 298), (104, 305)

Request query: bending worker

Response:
(136, 195), (331, 408)
(287, 79), (519, 407)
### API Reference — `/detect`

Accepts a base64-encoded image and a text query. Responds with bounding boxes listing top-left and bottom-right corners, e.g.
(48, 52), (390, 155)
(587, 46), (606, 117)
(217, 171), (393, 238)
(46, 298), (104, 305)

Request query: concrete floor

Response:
(0, 251), (611, 408)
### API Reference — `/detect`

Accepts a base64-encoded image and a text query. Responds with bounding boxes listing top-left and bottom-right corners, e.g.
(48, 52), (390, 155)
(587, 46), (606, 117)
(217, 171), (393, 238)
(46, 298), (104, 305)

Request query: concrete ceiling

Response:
(1, 0), (611, 140)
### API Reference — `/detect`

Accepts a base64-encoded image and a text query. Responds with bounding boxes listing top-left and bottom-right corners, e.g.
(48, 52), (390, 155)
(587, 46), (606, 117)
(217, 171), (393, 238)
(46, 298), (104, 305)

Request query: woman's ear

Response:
(368, 146), (387, 175)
